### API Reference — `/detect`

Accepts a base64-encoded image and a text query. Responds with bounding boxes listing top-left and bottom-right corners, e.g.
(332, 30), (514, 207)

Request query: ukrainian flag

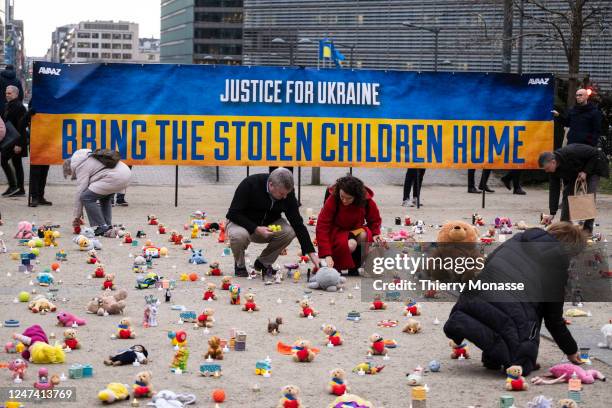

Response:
(319, 38), (346, 67)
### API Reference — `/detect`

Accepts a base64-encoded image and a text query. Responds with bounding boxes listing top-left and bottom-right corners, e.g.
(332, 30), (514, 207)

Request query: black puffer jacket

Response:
(558, 103), (602, 146)
(0, 68), (23, 112)
(443, 228), (577, 375)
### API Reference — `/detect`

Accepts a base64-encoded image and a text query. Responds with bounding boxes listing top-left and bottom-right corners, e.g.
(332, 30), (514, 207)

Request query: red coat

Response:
(316, 187), (381, 270)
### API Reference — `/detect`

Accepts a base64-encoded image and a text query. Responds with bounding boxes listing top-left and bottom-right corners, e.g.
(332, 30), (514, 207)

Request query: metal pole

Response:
(174, 165), (179, 207)
(247, 166), (250, 177)
(416, 170), (421, 209)
(517, 0), (524, 75)
(481, 187), (486, 209)
(216, 166), (219, 182)
(297, 166), (301, 204)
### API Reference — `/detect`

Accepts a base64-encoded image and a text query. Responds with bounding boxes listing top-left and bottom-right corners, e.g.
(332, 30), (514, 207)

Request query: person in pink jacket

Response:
(63, 149), (131, 236)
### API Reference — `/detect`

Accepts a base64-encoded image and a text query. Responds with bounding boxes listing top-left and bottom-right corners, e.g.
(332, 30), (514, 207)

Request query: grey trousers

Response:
(81, 188), (113, 227)
(227, 218), (296, 267)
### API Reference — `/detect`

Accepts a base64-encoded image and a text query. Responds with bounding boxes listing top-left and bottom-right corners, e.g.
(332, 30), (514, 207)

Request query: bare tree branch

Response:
(583, 4), (609, 24)
(524, 0), (571, 24)
(521, 12), (570, 58)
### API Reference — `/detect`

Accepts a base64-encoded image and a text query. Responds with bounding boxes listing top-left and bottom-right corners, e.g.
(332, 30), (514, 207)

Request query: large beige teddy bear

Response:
(87, 289), (128, 315)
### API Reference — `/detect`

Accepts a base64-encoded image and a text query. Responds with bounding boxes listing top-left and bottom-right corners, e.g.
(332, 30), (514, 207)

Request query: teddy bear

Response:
(208, 261), (222, 276)
(277, 384), (302, 408)
(328, 368), (349, 396)
(98, 382), (130, 403)
(299, 299), (318, 318)
(307, 267), (346, 292)
(133, 370), (154, 398)
(147, 215), (158, 225)
(104, 344), (149, 366)
(203, 282), (217, 301)
(291, 339), (316, 362)
(43, 229), (60, 247)
(122, 231), (133, 244)
(557, 400), (578, 408)
(322, 324), (342, 346)
(370, 294), (387, 310)
(403, 298), (421, 316)
(86, 249), (98, 264)
(116, 318), (135, 339)
(92, 262), (106, 278)
(450, 340), (470, 359)
(221, 275), (232, 290)
(243, 293), (259, 312)
(86, 289), (128, 316)
(56, 311), (86, 327)
(369, 333), (387, 356)
(62, 328), (81, 350)
(402, 318), (422, 334)
(197, 308), (215, 328)
(28, 296), (57, 314)
(102, 274), (115, 290)
(505, 365), (528, 391)
(204, 336), (224, 360)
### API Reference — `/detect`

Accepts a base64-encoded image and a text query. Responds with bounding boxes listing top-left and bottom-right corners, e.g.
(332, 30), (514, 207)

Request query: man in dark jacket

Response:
(444, 223), (585, 376)
(552, 88), (602, 146)
(0, 65), (23, 113)
(1, 85), (27, 197)
(539, 143), (608, 233)
(226, 167), (320, 277)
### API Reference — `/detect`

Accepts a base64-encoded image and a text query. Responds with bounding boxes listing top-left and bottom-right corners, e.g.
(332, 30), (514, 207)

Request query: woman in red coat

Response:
(316, 176), (382, 274)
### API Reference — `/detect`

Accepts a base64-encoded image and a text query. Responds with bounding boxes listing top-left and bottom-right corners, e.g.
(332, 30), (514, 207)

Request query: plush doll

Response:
(158, 224), (166, 234)
(370, 294), (387, 310)
(15, 221), (34, 239)
(56, 311), (86, 327)
(98, 382), (130, 403)
(299, 299), (318, 318)
(81, 227), (103, 248)
(412, 219), (426, 234)
(402, 318), (422, 334)
(208, 261), (222, 276)
(133, 370), (155, 398)
(189, 248), (207, 264)
(403, 298), (421, 316)
(87, 249), (98, 264)
(123, 232), (133, 244)
(243, 293), (259, 312)
(505, 365), (528, 391)
(104, 344), (149, 366)
(229, 284), (240, 304)
(221, 275), (232, 290)
(133, 255), (147, 273)
(531, 363), (605, 385)
(369, 333), (387, 356)
(28, 296), (57, 314)
(62, 328), (81, 350)
(8, 358), (28, 381)
(148, 215), (158, 225)
(92, 262), (106, 278)
(322, 324), (342, 346)
(472, 213), (485, 226)
(277, 385), (302, 408)
(102, 274), (116, 290)
(556, 399), (578, 408)
(86, 289), (128, 316)
(307, 267), (346, 292)
(495, 217), (513, 234)
(450, 340), (470, 359)
(406, 366), (424, 386)
(197, 308), (215, 328)
(203, 282), (217, 301)
(291, 340), (316, 362)
(268, 317), (283, 335)
(43, 229), (60, 247)
(13, 325), (65, 364)
(328, 368), (349, 396)
(116, 318), (136, 339)
(204, 336), (224, 360)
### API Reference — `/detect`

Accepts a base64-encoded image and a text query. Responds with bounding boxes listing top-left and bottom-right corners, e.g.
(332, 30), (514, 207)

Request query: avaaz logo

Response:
(528, 77), (549, 85)
(38, 67), (62, 76)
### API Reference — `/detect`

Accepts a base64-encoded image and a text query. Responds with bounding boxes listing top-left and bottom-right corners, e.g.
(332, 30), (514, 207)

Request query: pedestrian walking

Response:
(1, 85), (27, 197)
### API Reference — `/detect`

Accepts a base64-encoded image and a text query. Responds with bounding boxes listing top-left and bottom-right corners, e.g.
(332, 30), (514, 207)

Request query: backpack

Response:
(90, 149), (121, 168)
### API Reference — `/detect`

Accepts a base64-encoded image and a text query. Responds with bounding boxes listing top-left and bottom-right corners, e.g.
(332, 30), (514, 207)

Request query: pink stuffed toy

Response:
(531, 363), (606, 385)
(56, 312), (87, 327)
(15, 221), (34, 239)
(8, 358), (28, 380)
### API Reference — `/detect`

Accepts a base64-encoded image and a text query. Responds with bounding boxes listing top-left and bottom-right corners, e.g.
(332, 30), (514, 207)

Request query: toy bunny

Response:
(15, 221), (34, 239)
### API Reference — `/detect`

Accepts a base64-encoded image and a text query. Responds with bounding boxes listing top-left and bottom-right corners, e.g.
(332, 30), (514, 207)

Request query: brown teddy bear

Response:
(204, 336), (223, 360)
(277, 385), (302, 408)
(322, 324), (342, 346)
(299, 299), (317, 318)
(28, 296), (57, 314)
(197, 308), (215, 328)
(369, 333), (387, 356)
(425, 220), (483, 283)
(132, 370), (154, 398)
(328, 368), (349, 396)
(86, 289), (128, 316)
(62, 328), (81, 350)
(402, 318), (422, 334)
(505, 365), (528, 391)
(369, 294), (387, 310)
(102, 274), (115, 290)
(243, 293), (259, 312)
(116, 318), (136, 339)
(292, 339), (316, 362)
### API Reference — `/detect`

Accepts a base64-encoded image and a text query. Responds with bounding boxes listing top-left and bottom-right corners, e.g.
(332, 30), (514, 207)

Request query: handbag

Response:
(0, 120), (20, 151)
(568, 179), (597, 221)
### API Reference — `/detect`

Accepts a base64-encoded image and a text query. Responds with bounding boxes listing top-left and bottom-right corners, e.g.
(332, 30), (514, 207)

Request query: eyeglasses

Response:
(576, 93), (586, 97)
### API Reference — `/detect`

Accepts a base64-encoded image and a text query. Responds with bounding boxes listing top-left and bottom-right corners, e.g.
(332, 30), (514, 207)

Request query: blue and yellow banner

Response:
(30, 62), (554, 168)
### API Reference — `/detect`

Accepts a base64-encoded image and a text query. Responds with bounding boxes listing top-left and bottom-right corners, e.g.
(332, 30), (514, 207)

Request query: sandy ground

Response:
(0, 183), (611, 408)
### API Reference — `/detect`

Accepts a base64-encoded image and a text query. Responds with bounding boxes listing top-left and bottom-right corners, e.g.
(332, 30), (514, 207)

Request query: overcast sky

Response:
(14, 0), (161, 57)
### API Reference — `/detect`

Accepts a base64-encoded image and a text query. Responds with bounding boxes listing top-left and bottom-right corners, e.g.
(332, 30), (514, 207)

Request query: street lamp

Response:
(402, 21), (441, 72)
(271, 37), (312, 67)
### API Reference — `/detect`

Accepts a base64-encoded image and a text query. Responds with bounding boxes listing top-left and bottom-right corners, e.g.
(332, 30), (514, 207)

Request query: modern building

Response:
(58, 21), (140, 63)
(242, 0), (612, 89)
(139, 37), (161, 62)
(161, 0), (243, 65)
(47, 24), (75, 63)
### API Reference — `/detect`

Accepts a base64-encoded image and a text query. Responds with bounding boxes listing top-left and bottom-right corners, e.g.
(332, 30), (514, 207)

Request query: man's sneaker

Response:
(2, 187), (16, 196)
(234, 264), (248, 277)
(401, 199), (411, 207)
(7, 188), (24, 197)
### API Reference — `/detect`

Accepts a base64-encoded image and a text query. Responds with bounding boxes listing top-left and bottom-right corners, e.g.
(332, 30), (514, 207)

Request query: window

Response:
(102, 33), (111, 39)
(122, 54), (131, 59)
(77, 32), (91, 38)
(77, 52), (90, 58)
(195, 0), (243, 6)
(92, 33), (99, 39)
(91, 53), (99, 58)
(122, 43), (132, 49)
(112, 33), (122, 39)
(195, 11), (242, 23)
(112, 53), (121, 59)
(194, 44), (242, 55)
(195, 28), (242, 40)
(77, 42), (90, 48)
(91, 43), (99, 48)
(123, 34), (132, 40)
(101, 52), (111, 58)
(112, 43), (122, 49)
(101, 43), (111, 49)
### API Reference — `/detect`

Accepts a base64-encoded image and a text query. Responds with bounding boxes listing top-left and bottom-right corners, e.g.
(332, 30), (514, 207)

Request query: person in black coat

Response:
(0, 65), (24, 113)
(552, 88), (602, 147)
(444, 222), (586, 376)
(539, 143), (609, 233)
(1, 85), (27, 197)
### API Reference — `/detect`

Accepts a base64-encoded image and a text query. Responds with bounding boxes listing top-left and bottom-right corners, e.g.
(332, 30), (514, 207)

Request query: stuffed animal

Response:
(277, 384), (302, 408)
(328, 394), (375, 408)
(28, 296), (57, 314)
(8, 358), (28, 381)
(243, 293), (259, 312)
(62, 328), (81, 350)
(352, 362), (385, 375)
(531, 363), (605, 384)
(86, 289), (128, 316)
(208, 261), (222, 276)
(133, 370), (154, 398)
(87, 249), (98, 264)
(102, 274), (116, 290)
(104, 344), (149, 366)
(598, 320), (612, 349)
(188, 248), (207, 264)
(148, 390), (197, 407)
(197, 308), (215, 328)
(33, 367), (60, 390)
(403, 299), (421, 316)
(370, 294), (387, 310)
(505, 365), (528, 391)
(204, 336), (223, 360)
(229, 284), (240, 304)
(73, 234), (99, 251)
(201, 282), (217, 301)
(78, 228), (102, 249)
(220, 275), (232, 290)
(13, 325), (65, 364)
(148, 215), (158, 225)
(412, 219), (426, 234)
(472, 213), (485, 226)
(406, 366), (424, 386)
(92, 262), (106, 278)
(328, 368), (349, 396)
(15, 221), (34, 239)
(158, 224), (166, 234)
(116, 318), (136, 339)
(191, 223), (199, 239)
(322, 324), (342, 346)
(369, 333), (387, 356)
(450, 340), (470, 359)
(299, 299), (318, 317)
(495, 217), (513, 234)
(402, 318), (422, 334)
(291, 340), (316, 362)
(43, 229), (60, 247)
(143, 297), (158, 328)
(556, 399), (578, 408)
(307, 267), (346, 292)
(268, 317), (283, 335)
(98, 382), (130, 403)
(123, 232), (133, 244)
